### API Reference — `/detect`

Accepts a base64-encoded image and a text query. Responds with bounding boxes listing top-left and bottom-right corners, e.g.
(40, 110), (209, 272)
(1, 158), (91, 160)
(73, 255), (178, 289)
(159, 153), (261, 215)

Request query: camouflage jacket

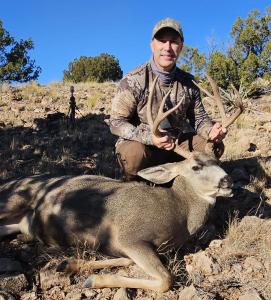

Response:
(110, 62), (213, 146)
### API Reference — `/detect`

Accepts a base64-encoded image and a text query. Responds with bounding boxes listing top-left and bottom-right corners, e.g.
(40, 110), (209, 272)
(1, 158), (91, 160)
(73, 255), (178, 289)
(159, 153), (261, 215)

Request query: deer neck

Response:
(172, 176), (215, 236)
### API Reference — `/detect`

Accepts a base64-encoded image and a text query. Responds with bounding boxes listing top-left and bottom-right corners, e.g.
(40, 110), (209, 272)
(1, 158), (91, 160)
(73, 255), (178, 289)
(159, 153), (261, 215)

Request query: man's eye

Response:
(158, 40), (179, 45)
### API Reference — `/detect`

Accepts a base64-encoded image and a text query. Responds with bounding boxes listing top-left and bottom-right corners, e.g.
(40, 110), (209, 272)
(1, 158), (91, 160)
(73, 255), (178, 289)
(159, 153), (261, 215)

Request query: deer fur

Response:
(0, 151), (232, 292)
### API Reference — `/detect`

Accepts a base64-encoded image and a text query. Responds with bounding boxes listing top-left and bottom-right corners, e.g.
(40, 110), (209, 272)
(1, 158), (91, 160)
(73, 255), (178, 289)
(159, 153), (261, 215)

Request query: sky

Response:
(1, 0), (270, 84)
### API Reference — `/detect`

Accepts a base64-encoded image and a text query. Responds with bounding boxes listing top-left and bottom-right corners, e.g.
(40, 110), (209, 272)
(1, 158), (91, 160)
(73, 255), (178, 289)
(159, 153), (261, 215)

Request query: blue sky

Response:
(1, 0), (270, 84)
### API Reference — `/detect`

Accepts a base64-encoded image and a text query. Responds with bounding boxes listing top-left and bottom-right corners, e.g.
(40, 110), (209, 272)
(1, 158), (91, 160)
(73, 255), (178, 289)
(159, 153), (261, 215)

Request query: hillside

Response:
(0, 81), (270, 300)
(0, 82), (119, 181)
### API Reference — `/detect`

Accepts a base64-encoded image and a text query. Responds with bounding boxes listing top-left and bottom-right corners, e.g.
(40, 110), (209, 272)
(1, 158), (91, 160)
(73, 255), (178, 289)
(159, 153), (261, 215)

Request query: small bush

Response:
(63, 53), (123, 83)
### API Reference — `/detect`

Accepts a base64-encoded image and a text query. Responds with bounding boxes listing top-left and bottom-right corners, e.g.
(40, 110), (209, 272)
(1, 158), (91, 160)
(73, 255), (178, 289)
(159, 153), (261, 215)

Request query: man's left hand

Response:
(208, 123), (227, 143)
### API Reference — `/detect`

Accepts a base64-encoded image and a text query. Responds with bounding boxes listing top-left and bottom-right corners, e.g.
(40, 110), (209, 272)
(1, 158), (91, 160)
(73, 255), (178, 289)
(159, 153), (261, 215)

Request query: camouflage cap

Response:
(152, 18), (184, 42)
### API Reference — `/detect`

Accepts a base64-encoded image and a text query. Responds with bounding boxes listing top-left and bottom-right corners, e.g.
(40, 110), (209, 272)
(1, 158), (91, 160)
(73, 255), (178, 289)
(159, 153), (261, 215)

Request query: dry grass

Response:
(222, 217), (270, 263)
(163, 251), (187, 288)
(220, 217), (271, 298)
(86, 91), (105, 108)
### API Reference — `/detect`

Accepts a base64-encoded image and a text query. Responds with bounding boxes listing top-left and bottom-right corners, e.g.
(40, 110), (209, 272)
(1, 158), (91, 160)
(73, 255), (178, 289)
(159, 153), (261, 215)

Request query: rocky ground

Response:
(0, 81), (270, 300)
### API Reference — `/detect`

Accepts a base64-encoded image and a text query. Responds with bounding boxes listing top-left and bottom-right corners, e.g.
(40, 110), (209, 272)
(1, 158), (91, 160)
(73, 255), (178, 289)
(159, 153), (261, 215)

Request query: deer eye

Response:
(192, 165), (202, 171)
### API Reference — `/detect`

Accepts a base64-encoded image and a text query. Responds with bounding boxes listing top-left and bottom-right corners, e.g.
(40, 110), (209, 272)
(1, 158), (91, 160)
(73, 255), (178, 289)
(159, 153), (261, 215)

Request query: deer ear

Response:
(137, 163), (179, 184)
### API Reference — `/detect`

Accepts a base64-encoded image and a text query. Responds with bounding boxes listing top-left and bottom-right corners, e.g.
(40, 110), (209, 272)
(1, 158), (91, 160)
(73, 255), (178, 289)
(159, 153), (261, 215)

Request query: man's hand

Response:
(208, 123), (227, 143)
(152, 129), (175, 151)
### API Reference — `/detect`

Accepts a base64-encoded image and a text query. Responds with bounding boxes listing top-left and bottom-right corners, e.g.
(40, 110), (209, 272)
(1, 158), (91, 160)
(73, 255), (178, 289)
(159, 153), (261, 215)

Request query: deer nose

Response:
(218, 175), (233, 189)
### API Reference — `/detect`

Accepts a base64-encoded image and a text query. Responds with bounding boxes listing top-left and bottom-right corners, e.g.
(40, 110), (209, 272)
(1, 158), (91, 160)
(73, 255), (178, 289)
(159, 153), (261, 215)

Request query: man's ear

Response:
(179, 43), (183, 53)
(137, 162), (179, 184)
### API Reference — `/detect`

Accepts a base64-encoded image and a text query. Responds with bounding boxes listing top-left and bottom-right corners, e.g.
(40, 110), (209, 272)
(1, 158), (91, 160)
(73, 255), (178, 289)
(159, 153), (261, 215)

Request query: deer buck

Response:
(0, 75), (243, 292)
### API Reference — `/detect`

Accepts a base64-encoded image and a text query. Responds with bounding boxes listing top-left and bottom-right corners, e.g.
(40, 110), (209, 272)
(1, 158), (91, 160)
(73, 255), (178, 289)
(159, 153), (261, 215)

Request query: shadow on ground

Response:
(0, 112), (120, 183)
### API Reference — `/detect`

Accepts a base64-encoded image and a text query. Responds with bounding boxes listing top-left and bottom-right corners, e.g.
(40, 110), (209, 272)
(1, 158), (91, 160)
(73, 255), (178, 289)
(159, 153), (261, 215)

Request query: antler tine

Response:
(147, 76), (192, 159)
(193, 73), (244, 128)
(172, 142), (193, 158)
(230, 83), (244, 108)
(222, 107), (243, 128)
(192, 75), (226, 124)
(205, 74), (227, 121)
(152, 90), (183, 136)
(146, 75), (159, 129)
(147, 76), (183, 136)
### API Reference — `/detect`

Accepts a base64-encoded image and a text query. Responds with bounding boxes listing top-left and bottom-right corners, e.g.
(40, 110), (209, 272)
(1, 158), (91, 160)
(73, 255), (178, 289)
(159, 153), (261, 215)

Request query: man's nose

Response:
(164, 41), (172, 50)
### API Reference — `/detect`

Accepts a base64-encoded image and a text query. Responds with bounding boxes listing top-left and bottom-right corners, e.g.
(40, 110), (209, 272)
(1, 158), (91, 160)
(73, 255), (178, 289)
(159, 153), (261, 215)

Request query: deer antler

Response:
(147, 76), (192, 159)
(192, 74), (244, 128)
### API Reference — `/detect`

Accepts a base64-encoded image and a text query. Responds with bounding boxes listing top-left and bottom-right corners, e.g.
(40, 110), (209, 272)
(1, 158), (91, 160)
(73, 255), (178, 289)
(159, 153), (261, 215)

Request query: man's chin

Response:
(159, 62), (176, 71)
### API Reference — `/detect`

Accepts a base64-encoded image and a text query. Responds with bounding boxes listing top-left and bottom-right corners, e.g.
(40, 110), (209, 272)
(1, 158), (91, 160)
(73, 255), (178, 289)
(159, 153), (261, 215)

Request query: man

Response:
(110, 18), (226, 181)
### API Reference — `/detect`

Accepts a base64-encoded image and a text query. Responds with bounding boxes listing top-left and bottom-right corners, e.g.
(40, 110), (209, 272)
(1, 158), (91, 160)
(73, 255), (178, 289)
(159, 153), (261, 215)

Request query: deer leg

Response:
(0, 214), (32, 239)
(57, 257), (133, 273)
(84, 242), (172, 292)
(0, 224), (20, 238)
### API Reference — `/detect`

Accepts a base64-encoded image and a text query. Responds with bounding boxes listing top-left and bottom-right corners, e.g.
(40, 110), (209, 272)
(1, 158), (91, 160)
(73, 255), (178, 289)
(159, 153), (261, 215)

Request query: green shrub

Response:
(63, 53), (123, 83)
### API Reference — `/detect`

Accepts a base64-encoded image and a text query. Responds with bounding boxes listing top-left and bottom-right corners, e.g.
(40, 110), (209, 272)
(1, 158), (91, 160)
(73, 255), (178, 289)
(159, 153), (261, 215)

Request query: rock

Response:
(0, 291), (16, 300)
(99, 288), (112, 299)
(262, 122), (271, 132)
(23, 122), (33, 128)
(65, 290), (83, 300)
(244, 257), (264, 271)
(44, 286), (65, 300)
(238, 291), (262, 300)
(40, 270), (70, 290)
(20, 292), (37, 300)
(232, 263), (243, 273)
(134, 297), (153, 300)
(185, 251), (221, 276)
(113, 288), (130, 300)
(157, 291), (178, 300)
(178, 285), (200, 300)
(0, 258), (23, 273)
(0, 273), (28, 294)
(39, 262), (71, 290)
(83, 289), (97, 298)
(209, 239), (223, 249)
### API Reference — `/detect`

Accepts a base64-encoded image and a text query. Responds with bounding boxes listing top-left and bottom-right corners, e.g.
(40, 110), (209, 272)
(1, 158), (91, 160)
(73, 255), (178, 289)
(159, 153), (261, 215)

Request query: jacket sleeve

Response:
(109, 78), (153, 145)
(187, 85), (213, 140)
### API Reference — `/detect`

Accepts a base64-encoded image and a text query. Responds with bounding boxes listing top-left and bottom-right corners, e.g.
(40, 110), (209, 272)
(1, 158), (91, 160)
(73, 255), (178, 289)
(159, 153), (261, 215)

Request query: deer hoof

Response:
(83, 275), (95, 288)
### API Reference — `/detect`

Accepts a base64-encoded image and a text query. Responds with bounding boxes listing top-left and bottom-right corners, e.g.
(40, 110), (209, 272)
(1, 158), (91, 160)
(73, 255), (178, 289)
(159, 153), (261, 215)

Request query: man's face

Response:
(151, 28), (183, 72)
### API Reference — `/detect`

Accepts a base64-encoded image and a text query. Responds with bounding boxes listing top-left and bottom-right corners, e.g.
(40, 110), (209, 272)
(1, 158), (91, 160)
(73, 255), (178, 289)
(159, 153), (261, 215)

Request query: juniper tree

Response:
(0, 20), (41, 83)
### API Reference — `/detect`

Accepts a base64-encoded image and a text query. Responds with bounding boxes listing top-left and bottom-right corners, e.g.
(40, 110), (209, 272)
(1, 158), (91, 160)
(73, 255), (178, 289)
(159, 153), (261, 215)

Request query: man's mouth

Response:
(161, 55), (175, 60)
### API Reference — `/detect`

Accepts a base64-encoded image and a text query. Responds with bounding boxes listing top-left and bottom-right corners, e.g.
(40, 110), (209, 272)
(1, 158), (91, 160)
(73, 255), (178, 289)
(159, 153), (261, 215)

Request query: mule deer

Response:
(0, 75), (242, 292)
